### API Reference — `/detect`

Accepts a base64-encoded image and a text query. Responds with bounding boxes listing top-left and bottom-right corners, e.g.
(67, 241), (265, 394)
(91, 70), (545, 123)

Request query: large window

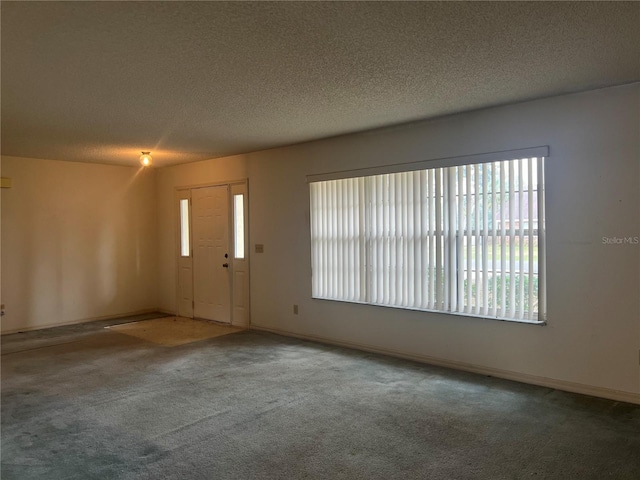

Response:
(309, 149), (546, 323)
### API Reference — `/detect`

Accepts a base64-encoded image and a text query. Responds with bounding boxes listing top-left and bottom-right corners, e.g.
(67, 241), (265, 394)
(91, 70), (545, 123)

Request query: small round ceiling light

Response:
(139, 151), (152, 167)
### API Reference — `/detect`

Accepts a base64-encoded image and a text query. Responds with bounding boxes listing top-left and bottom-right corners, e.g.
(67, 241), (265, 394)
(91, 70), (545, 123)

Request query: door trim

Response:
(174, 180), (250, 327)
(175, 189), (193, 318)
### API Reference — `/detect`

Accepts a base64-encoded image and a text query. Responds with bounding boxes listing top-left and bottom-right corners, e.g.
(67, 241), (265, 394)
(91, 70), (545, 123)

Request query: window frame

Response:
(233, 193), (245, 259)
(308, 147), (548, 325)
(179, 198), (191, 258)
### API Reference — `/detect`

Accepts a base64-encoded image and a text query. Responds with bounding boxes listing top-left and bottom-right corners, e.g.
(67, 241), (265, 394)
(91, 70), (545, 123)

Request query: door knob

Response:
(222, 263), (229, 268)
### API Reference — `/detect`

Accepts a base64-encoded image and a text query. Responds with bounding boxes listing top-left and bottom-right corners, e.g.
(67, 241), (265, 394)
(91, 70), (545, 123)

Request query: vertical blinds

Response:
(310, 156), (546, 323)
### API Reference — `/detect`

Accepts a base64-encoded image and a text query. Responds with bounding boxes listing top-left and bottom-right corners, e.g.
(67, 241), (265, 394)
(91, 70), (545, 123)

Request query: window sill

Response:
(311, 296), (547, 326)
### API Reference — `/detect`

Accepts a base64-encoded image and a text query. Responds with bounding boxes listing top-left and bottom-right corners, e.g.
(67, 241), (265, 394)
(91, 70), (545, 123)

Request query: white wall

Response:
(155, 156), (248, 314)
(244, 84), (640, 400)
(0, 157), (157, 333)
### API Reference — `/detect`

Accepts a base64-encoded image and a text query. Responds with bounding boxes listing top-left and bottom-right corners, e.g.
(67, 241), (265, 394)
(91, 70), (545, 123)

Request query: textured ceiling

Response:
(2, 1), (639, 168)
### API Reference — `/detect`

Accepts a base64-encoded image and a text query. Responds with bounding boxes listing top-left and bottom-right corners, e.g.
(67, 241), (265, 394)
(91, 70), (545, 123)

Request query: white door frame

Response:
(175, 179), (250, 326)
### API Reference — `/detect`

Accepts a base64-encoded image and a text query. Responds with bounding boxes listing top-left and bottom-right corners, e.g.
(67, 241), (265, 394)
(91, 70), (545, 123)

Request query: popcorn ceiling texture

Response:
(1, 1), (639, 167)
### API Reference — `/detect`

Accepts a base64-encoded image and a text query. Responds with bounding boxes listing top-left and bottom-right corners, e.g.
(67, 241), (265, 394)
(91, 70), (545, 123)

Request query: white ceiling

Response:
(2, 1), (639, 168)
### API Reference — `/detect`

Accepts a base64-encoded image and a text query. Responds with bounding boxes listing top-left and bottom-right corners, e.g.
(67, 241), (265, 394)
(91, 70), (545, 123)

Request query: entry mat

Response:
(106, 317), (244, 346)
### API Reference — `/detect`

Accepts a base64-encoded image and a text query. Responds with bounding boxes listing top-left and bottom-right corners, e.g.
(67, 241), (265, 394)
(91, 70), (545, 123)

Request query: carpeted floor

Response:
(2, 315), (639, 479)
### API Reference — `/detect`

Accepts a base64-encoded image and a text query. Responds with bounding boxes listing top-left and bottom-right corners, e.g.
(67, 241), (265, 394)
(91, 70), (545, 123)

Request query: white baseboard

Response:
(0, 308), (163, 335)
(251, 324), (640, 406)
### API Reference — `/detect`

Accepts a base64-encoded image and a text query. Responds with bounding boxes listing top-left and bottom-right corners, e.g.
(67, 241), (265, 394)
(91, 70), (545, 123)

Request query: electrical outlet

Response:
(0, 304), (5, 317)
(255, 244), (264, 253)
(293, 304), (299, 315)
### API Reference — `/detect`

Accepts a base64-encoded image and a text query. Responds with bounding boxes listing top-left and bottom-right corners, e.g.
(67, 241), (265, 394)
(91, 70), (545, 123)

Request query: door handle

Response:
(222, 263), (229, 268)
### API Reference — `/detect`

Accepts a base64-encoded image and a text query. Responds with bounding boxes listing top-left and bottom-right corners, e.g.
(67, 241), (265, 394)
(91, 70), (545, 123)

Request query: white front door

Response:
(192, 185), (231, 323)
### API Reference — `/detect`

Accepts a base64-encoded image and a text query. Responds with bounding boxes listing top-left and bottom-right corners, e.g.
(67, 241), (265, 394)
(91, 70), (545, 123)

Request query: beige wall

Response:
(245, 84), (640, 399)
(0, 157), (157, 333)
(155, 155), (248, 314)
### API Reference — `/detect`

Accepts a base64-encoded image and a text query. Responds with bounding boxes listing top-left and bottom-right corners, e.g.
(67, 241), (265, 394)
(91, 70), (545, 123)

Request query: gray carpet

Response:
(2, 316), (639, 479)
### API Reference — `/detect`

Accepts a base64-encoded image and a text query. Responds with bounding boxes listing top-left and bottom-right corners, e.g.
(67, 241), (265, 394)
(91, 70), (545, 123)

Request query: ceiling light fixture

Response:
(139, 151), (152, 167)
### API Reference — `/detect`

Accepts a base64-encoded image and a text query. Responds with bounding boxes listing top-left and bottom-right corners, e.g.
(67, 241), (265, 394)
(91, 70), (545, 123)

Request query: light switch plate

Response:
(255, 244), (264, 253)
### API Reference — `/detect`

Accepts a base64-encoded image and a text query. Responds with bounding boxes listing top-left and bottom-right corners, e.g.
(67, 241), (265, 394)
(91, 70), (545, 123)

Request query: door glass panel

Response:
(180, 198), (190, 257)
(234, 194), (245, 259)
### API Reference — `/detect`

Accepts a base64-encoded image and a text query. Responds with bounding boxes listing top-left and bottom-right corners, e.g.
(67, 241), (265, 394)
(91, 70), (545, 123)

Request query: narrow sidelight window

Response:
(234, 194), (245, 259)
(180, 198), (190, 257)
